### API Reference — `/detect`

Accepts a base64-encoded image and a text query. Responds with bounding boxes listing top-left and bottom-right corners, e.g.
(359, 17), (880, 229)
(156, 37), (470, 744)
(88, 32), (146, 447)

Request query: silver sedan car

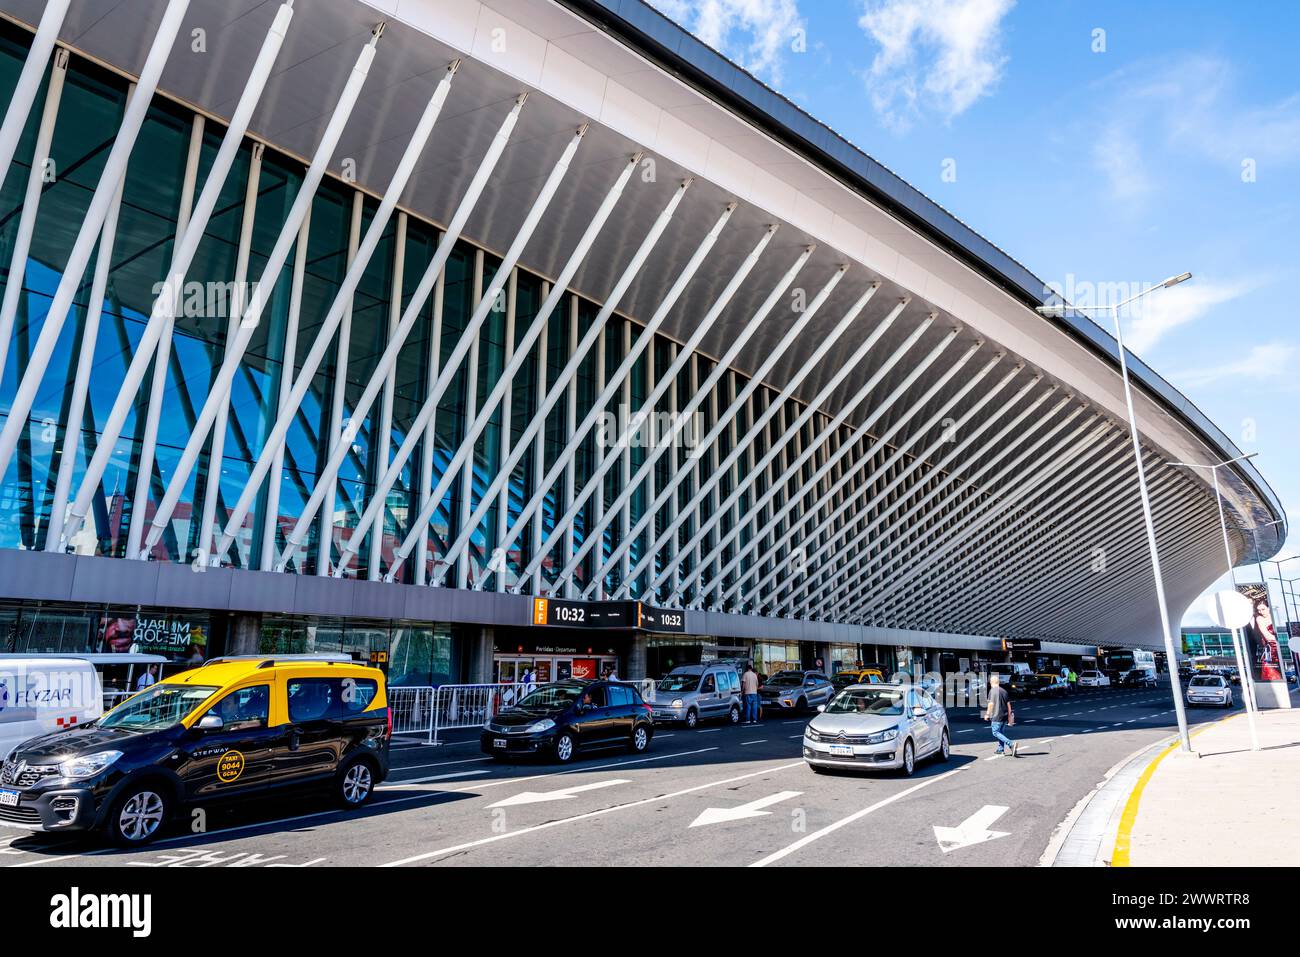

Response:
(802, 683), (950, 776)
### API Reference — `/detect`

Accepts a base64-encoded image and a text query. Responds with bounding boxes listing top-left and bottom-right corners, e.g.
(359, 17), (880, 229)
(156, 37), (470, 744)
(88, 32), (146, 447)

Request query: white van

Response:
(0, 657), (104, 761)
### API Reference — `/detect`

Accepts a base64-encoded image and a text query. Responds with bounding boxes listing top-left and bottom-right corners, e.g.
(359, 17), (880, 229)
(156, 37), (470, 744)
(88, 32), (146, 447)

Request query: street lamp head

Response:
(1161, 272), (1193, 288)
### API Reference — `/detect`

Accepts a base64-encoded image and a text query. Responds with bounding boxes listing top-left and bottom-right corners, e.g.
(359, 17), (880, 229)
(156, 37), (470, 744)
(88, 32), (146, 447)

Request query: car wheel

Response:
(629, 724), (650, 753)
(106, 782), (170, 847)
(900, 738), (916, 777)
(684, 709), (699, 729)
(796, 696), (808, 713)
(728, 704), (740, 724)
(554, 732), (576, 763)
(937, 729), (950, 762)
(336, 757), (376, 808)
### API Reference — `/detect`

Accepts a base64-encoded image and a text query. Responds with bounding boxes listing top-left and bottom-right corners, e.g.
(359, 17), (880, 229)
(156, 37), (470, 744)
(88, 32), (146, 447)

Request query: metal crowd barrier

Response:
(388, 683), (528, 745)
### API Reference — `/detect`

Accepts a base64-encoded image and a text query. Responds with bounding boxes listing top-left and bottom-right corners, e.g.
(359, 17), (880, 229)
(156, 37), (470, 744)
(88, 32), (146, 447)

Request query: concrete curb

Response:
(1040, 711), (1241, 867)
(1038, 735), (1172, 867)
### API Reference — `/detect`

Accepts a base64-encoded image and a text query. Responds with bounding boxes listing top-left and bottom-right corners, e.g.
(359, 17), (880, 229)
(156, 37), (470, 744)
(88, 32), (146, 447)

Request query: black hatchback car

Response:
(481, 680), (654, 763)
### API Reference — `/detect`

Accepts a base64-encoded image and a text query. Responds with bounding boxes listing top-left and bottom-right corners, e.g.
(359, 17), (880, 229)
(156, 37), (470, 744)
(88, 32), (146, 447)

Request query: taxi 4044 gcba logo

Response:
(216, 749), (245, 783)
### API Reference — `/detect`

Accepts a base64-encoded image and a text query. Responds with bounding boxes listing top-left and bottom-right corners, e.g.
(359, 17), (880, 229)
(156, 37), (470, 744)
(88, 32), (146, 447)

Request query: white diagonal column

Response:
(777, 365), (1028, 614)
(259, 208), (312, 569)
(695, 326), (962, 607)
(142, 54), (457, 560)
(447, 201), (737, 587)
(337, 149), (640, 578)
(409, 186), (715, 585)
(574, 249), (831, 596)
(262, 110), (576, 573)
(752, 350), (1002, 616)
(614, 282), (888, 600)
(521, 225), (783, 589)
(0, 47), (68, 379)
(0, 0), (194, 486)
(55, 0), (300, 549)
(650, 300), (921, 604)
(0, 0), (70, 200)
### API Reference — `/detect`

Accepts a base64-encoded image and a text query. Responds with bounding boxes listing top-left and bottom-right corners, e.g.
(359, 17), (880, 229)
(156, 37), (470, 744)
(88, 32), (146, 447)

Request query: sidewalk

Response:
(1047, 705), (1300, 867)
(1122, 708), (1300, 866)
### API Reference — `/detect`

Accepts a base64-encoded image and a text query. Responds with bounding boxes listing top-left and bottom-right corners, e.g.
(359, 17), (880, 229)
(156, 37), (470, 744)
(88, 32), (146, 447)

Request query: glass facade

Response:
(0, 24), (858, 610)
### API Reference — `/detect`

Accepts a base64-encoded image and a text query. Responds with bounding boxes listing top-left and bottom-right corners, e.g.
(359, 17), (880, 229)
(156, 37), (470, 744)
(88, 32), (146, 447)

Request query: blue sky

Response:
(650, 0), (1300, 627)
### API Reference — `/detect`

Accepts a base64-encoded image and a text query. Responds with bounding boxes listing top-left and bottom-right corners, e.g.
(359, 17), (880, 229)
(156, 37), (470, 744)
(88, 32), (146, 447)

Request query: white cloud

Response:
(1090, 55), (1300, 203)
(1171, 341), (1298, 389)
(1121, 278), (1255, 355)
(857, 0), (1015, 131)
(649, 0), (806, 86)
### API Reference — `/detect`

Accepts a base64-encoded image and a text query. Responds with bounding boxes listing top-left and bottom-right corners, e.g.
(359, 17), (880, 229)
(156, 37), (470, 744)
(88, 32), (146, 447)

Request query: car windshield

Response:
(98, 683), (219, 731)
(516, 685), (584, 710)
(657, 674), (700, 693)
(1189, 676), (1222, 687)
(827, 689), (904, 716)
(767, 672), (805, 686)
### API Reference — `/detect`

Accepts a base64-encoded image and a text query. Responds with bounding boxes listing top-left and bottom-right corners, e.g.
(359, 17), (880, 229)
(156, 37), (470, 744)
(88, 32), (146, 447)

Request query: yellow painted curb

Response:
(1111, 712), (1241, 867)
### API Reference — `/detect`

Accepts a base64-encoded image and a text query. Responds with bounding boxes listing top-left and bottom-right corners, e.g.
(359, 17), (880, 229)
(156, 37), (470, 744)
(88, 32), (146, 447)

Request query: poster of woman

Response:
(1239, 584), (1282, 680)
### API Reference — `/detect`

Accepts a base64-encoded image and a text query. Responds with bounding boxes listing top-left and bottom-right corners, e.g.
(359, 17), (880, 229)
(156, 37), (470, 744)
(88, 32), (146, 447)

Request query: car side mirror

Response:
(197, 713), (224, 731)
(911, 706), (926, 718)
(816, 704), (826, 713)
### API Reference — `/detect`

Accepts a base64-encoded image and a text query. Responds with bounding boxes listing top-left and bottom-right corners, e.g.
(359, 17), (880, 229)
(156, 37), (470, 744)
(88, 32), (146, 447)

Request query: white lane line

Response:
(984, 754), (1005, 762)
(957, 729), (975, 734)
(657, 733), (676, 738)
(749, 768), (965, 867)
(741, 740), (768, 746)
(696, 728), (722, 733)
(788, 734), (803, 739)
(782, 720), (806, 725)
(399, 769), (490, 783)
(381, 760), (808, 867)
(390, 746), (720, 788)
(391, 757), (494, 773)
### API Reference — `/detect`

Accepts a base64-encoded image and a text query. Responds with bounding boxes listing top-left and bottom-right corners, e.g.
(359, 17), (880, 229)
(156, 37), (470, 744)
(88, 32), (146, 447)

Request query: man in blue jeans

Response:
(984, 674), (1018, 757)
(741, 663), (761, 725)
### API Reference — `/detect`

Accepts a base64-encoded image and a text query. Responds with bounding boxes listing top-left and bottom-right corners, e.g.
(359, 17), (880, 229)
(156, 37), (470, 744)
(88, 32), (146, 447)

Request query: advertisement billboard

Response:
(1237, 583), (1292, 709)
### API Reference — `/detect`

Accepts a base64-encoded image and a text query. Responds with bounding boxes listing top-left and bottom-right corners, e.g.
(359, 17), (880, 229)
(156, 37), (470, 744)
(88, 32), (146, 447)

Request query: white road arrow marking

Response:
(690, 790), (803, 827)
(487, 779), (630, 808)
(932, 804), (1010, 853)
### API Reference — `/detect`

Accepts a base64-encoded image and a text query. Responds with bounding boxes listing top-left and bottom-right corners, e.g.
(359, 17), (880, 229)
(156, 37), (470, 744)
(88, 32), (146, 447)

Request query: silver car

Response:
(1186, 674), (1233, 708)
(802, 683), (950, 776)
(649, 664), (742, 728)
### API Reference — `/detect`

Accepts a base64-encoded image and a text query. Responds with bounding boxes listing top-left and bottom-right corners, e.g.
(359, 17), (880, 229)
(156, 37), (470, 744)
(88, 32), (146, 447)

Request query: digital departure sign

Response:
(531, 599), (686, 633)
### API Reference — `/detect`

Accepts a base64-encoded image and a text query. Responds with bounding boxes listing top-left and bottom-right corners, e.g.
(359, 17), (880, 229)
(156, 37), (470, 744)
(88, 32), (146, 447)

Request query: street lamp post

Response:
(1169, 454), (1264, 750)
(1038, 272), (1194, 751)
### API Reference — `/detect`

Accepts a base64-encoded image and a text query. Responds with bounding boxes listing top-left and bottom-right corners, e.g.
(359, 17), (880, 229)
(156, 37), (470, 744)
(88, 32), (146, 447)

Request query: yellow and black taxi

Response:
(0, 656), (389, 846)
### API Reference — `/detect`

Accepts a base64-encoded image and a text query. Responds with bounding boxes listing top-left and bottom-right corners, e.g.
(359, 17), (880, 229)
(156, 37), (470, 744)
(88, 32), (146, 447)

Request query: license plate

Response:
(828, 744), (853, 757)
(493, 738), (507, 749)
(0, 789), (18, 807)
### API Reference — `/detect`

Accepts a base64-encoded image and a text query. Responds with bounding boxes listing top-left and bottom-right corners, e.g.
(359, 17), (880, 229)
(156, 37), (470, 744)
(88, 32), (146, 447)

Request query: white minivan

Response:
(0, 657), (105, 762)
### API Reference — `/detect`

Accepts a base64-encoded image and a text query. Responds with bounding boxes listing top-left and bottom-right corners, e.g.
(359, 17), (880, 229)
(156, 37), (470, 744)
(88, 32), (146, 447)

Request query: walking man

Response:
(984, 673), (1017, 757)
(741, 663), (760, 725)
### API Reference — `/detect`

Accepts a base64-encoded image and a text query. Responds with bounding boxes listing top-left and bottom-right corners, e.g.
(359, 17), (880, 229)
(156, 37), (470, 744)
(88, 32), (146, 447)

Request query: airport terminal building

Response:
(0, 0), (1285, 685)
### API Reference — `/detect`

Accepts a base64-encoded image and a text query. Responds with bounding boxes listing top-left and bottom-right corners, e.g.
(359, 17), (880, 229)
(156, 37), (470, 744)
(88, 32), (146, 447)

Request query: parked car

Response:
(483, 680), (653, 763)
(1186, 674), (1233, 708)
(759, 670), (835, 713)
(803, 684), (949, 776)
(831, 668), (884, 692)
(1028, 672), (1069, 698)
(0, 656), (390, 846)
(648, 664), (741, 728)
(1077, 669), (1110, 688)
(1121, 669), (1158, 688)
